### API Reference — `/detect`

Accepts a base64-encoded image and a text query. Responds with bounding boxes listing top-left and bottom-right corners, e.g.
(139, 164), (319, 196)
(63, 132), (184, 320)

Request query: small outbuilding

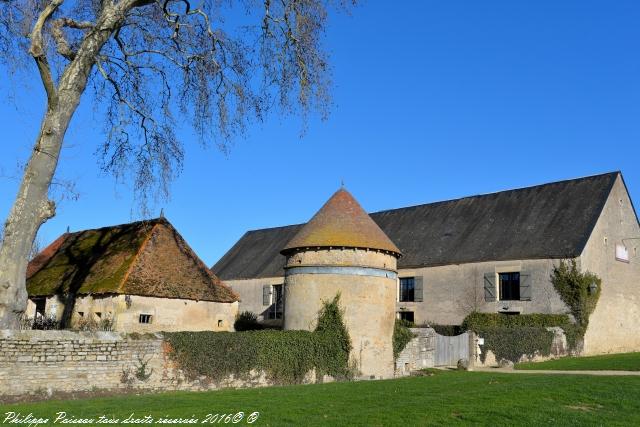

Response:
(26, 217), (239, 332)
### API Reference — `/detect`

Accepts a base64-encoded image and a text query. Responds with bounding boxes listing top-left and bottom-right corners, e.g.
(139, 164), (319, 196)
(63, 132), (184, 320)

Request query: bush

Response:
(164, 294), (353, 384)
(463, 312), (576, 363)
(234, 311), (264, 331)
(393, 319), (415, 359)
(462, 312), (572, 331)
(477, 326), (554, 364)
(551, 259), (601, 345)
(427, 324), (465, 336)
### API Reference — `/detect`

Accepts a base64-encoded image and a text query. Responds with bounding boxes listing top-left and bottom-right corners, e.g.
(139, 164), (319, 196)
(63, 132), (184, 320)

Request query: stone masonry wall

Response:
(395, 328), (436, 376)
(0, 330), (307, 399)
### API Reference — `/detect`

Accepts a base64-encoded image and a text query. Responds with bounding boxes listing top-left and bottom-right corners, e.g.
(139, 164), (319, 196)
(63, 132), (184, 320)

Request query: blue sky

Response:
(1, 1), (639, 266)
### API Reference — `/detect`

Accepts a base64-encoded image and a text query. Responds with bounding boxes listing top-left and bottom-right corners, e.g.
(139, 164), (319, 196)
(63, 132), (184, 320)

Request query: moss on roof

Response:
(27, 218), (238, 303)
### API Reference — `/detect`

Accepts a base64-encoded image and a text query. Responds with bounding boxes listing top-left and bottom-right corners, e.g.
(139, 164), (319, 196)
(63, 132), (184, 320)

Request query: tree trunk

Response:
(0, 106), (71, 328)
(0, 2), (132, 329)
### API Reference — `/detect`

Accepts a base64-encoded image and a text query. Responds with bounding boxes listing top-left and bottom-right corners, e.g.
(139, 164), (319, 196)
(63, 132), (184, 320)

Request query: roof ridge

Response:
(371, 171), (620, 215)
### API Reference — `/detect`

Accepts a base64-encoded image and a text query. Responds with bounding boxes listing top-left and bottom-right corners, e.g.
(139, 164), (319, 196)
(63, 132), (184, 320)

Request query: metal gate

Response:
(434, 332), (470, 366)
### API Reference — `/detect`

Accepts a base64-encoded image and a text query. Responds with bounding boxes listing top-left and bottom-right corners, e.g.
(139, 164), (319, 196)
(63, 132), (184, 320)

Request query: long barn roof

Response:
(212, 172), (621, 280)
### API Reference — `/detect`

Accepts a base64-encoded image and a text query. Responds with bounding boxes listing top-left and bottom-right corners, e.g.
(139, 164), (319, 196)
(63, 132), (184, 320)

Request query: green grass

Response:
(3, 371), (640, 426)
(515, 352), (640, 371)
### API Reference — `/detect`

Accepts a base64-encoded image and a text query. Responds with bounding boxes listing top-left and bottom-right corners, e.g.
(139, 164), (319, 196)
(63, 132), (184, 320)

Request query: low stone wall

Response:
(395, 328), (436, 376)
(473, 327), (572, 367)
(0, 330), (314, 399)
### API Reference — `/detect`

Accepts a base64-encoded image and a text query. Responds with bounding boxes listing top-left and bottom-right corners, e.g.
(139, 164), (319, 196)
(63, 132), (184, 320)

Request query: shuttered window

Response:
(399, 277), (415, 302)
(483, 273), (496, 302)
(519, 272), (532, 301)
(414, 276), (424, 302)
(399, 277), (424, 302)
(262, 285), (272, 306)
(499, 272), (520, 301)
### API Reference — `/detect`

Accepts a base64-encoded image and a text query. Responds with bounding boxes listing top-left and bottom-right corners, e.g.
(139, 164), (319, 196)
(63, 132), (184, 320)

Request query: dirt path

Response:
(472, 367), (640, 376)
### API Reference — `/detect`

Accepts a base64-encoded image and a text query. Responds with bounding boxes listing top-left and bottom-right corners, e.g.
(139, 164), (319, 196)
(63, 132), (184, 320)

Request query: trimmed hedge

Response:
(164, 295), (353, 384)
(463, 312), (576, 363)
(462, 312), (571, 331)
(477, 326), (555, 364)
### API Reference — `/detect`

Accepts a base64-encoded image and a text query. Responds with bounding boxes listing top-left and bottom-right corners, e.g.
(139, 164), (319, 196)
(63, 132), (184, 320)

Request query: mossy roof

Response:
(27, 218), (238, 303)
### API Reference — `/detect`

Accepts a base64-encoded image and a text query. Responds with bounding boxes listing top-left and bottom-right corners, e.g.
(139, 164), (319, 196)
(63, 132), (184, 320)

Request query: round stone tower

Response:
(281, 188), (401, 379)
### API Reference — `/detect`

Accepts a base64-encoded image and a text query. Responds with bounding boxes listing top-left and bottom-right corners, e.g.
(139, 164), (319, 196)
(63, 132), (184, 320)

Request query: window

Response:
(33, 298), (46, 319)
(78, 311), (84, 317)
(217, 319), (223, 327)
(268, 284), (284, 320)
(94, 311), (102, 319)
(398, 311), (414, 323)
(499, 272), (520, 301)
(399, 277), (415, 302)
(139, 314), (152, 324)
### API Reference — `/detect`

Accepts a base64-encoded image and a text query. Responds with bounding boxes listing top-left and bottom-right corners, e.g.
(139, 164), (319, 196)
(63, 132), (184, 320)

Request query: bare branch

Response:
(29, 0), (65, 106)
(51, 17), (93, 60)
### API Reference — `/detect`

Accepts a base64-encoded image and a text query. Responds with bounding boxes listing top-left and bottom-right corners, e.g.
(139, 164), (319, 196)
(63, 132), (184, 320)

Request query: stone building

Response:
(282, 188), (401, 379)
(26, 218), (239, 332)
(212, 172), (640, 355)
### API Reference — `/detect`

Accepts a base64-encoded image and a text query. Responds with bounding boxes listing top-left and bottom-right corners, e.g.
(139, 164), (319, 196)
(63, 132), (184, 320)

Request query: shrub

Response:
(551, 259), (601, 343)
(393, 319), (415, 359)
(462, 312), (572, 331)
(426, 324), (464, 336)
(463, 312), (575, 362)
(164, 294), (353, 384)
(234, 311), (264, 331)
(477, 326), (554, 364)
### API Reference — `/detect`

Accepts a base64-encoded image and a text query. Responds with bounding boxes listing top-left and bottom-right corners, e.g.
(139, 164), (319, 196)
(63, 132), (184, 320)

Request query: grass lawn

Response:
(515, 352), (640, 371)
(3, 370), (640, 426)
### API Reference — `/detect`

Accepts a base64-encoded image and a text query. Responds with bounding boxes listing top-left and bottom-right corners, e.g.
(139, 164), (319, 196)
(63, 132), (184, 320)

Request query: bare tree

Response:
(456, 268), (485, 316)
(0, 0), (351, 328)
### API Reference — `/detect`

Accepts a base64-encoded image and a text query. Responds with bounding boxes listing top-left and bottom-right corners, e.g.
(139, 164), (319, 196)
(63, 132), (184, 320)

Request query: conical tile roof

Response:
(281, 189), (401, 256)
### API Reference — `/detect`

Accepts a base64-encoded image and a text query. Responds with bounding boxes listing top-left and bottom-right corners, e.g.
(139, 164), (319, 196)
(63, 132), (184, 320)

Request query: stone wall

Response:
(25, 295), (238, 333)
(0, 330), (305, 399)
(472, 327), (571, 367)
(395, 328), (436, 376)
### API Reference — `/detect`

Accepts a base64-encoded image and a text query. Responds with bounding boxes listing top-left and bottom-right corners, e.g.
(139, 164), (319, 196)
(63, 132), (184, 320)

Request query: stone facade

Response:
(284, 248), (398, 379)
(226, 277), (284, 328)
(580, 175), (640, 354)
(0, 329), (308, 399)
(227, 176), (640, 356)
(25, 294), (239, 333)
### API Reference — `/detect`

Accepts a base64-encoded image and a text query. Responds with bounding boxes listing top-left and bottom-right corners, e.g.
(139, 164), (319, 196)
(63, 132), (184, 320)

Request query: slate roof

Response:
(28, 218), (238, 303)
(212, 172), (622, 280)
(282, 188), (401, 256)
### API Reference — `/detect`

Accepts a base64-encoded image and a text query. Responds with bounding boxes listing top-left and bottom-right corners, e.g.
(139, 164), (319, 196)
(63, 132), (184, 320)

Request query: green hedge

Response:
(462, 312), (576, 363)
(164, 295), (353, 384)
(462, 312), (571, 331)
(428, 324), (465, 336)
(477, 326), (555, 364)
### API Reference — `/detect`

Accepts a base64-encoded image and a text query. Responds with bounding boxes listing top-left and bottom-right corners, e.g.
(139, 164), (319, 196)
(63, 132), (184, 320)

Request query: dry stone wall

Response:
(0, 330), (298, 399)
(395, 328), (436, 376)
